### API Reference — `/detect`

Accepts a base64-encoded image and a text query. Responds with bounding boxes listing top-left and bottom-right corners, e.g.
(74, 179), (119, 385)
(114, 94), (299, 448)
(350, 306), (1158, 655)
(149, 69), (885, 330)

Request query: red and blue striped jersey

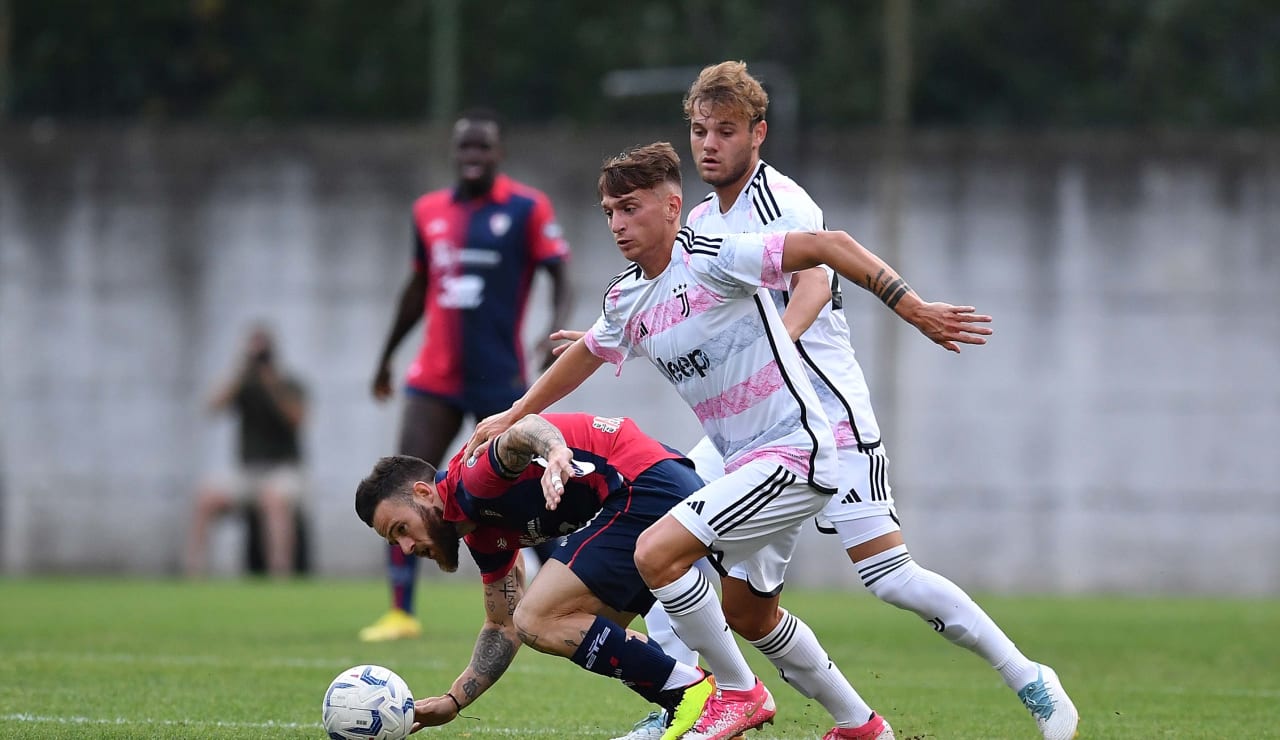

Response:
(436, 413), (684, 583)
(405, 174), (570, 409)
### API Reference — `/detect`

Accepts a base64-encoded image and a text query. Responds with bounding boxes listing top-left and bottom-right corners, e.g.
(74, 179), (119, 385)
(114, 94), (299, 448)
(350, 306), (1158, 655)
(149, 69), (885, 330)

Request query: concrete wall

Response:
(2, 124), (1277, 594)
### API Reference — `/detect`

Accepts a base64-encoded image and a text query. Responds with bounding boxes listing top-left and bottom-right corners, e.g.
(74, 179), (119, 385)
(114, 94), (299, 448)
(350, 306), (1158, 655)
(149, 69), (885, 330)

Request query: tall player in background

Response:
(360, 109), (574, 643)
(672, 61), (1077, 740)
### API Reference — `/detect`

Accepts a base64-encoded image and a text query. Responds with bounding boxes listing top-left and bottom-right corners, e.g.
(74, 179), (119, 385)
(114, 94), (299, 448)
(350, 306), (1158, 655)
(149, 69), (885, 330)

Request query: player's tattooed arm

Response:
(454, 628), (516, 704)
(494, 414), (569, 476)
(864, 267), (914, 310)
(455, 567), (524, 705)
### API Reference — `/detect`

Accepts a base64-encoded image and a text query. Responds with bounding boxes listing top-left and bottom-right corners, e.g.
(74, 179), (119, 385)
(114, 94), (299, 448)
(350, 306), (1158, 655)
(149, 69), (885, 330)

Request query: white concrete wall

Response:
(2, 125), (1277, 594)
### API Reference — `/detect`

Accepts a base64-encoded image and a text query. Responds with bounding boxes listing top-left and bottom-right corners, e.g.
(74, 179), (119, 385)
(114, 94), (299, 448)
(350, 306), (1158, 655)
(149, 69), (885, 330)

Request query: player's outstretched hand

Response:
(539, 447), (576, 511)
(905, 303), (993, 353)
(410, 695), (458, 731)
(548, 328), (586, 358)
(465, 409), (520, 461)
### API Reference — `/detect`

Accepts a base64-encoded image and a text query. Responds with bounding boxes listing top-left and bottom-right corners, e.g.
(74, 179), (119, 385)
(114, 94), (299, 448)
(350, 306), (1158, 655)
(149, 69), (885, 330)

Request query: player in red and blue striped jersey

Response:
(354, 413), (716, 739)
(362, 109), (573, 643)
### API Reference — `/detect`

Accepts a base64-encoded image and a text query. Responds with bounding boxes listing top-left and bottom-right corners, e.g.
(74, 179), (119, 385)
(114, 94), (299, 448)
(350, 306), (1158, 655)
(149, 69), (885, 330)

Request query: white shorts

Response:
(817, 444), (900, 549)
(669, 458), (833, 596)
(209, 464), (305, 504)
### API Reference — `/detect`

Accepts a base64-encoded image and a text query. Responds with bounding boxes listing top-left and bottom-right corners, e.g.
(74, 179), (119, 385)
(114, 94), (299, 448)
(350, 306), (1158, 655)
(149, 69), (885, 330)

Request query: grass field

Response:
(0, 578), (1276, 739)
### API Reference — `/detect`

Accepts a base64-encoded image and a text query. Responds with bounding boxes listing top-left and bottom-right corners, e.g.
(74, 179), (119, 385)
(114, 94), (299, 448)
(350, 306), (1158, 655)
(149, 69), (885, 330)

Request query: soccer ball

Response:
(322, 664), (415, 740)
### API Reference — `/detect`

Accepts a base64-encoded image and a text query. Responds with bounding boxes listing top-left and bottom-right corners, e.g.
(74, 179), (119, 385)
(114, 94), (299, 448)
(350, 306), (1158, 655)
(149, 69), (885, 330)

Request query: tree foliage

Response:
(7, 0), (1278, 127)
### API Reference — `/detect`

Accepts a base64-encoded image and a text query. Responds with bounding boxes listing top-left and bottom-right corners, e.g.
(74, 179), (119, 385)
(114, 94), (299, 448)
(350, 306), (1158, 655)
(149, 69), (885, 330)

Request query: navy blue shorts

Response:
(548, 458), (705, 614)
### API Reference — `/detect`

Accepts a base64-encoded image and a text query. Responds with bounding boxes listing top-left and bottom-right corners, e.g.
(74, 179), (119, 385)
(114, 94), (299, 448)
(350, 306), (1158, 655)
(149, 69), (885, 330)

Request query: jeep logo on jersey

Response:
(656, 349), (712, 383)
(489, 213), (511, 236)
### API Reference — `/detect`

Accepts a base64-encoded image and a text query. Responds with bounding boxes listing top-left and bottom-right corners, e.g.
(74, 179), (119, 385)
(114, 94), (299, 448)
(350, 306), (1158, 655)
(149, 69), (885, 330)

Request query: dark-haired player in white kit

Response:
(467, 140), (994, 740)
(667, 60), (1078, 740)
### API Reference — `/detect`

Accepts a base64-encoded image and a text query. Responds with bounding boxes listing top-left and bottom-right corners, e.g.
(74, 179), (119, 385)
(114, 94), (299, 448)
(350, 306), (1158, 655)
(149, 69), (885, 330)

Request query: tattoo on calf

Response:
(517, 626), (537, 647)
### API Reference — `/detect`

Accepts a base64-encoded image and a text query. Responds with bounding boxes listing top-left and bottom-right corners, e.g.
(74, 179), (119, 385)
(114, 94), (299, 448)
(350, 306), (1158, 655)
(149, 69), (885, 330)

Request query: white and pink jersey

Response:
(584, 227), (838, 492)
(686, 161), (882, 451)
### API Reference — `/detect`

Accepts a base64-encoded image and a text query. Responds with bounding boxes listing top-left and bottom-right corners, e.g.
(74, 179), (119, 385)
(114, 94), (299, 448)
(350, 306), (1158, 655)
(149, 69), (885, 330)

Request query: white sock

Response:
(650, 568), (755, 691)
(661, 661), (706, 692)
(749, 609), (873, 727)
(857, 545), (1039, 691)
(644, 556), (716, 668)
(645, 604), (701, 666)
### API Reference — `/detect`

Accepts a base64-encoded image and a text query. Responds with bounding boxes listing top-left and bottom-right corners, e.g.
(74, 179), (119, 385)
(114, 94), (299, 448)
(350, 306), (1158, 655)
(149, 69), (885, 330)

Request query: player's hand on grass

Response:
(539, 447), (575, 511)
(904, 302), (992, 353)
(411, 695), (459, 730)
(466, 409), (519, 461)
(371, 362), (394, 402)
(547, 328), (586, 358)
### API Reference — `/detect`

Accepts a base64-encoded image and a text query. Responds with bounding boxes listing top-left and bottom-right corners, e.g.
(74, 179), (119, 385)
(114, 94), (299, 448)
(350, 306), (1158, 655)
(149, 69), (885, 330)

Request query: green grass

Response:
(0, 578), (1277, 739)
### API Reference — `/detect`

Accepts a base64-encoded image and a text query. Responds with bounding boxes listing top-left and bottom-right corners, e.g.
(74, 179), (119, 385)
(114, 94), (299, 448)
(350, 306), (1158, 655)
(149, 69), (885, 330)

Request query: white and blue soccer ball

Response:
(322, 664), (415, 740)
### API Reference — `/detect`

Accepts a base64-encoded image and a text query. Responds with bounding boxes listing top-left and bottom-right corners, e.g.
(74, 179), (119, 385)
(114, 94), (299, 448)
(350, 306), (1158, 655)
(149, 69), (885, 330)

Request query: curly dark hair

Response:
(354, 455), (437, 527)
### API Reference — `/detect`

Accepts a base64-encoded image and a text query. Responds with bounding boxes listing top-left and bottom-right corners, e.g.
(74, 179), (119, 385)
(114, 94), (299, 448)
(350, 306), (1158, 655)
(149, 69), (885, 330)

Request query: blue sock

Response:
(388, 543), (417, 614)
(570, 616), (678, 704)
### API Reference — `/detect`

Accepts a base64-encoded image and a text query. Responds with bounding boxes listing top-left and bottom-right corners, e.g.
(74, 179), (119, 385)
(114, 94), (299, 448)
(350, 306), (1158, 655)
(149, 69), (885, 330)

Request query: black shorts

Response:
(548, 458), (705, 614)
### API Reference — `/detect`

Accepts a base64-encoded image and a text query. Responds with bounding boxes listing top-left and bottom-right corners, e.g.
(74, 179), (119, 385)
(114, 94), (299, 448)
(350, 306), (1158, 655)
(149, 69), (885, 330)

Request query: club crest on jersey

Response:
(427, 218), (449, 236)
(489, 213), (511, 237)
(673, 283), (691, 317)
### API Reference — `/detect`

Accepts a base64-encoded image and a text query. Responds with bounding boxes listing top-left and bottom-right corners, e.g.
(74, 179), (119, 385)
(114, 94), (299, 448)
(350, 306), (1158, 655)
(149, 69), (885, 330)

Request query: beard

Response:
(700, 152), (752, 189)
(413, 500), (461, 573)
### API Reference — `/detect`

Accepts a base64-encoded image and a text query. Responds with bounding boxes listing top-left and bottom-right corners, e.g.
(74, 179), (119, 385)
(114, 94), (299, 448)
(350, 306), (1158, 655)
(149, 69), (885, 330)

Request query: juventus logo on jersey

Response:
(673, 283), (691, 317)
(928, 617), (946, 633)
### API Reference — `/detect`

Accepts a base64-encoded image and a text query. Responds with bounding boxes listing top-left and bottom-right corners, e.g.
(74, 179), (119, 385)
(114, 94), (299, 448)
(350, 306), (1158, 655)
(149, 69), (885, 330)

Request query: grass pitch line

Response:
(2, 714), (604, 736)
(9, 650), (448, 671)
(2, 714), (318, 730)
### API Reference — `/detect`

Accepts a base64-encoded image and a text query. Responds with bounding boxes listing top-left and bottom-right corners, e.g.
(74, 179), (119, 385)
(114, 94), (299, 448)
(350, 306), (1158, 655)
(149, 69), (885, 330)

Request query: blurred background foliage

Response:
(4, 0), (1279, 128)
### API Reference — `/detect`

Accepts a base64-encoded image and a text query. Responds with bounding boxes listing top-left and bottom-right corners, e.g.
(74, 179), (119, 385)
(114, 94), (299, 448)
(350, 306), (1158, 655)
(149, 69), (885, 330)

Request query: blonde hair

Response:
(683, 60), (769, 124)
(598, 142), (682, 198)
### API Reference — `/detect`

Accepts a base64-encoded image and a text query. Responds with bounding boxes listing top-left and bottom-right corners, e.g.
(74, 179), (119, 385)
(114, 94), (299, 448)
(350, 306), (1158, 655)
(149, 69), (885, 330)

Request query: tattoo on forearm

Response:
(517, 626), (540, 648)
(470, 628), (517, 683)
(498, 578), (521, 617)
(866, 268), (913, 309)
(500, 416), (568, 475)
(462, 677), (480, 702)
(492, 432), (528, 478)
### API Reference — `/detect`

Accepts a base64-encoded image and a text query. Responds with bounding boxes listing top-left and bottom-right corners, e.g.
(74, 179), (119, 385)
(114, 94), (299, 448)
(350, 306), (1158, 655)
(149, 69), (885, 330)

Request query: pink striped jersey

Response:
(686, 161), (882, 451)
(583, 227), (838, 492)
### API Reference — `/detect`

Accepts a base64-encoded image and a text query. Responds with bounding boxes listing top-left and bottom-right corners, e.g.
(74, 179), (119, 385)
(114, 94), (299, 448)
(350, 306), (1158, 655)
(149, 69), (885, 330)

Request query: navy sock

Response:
(569, 616), (678, 704)
(388, 543), (417, 614)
